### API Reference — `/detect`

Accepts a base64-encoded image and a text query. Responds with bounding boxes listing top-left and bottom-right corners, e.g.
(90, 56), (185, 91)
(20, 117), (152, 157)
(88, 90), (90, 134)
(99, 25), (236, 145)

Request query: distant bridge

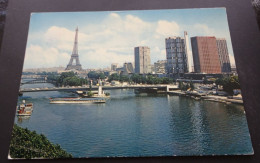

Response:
(21, 75), (47, 80)
(21, 79), (55, 85)
(19, 85), (178, 93)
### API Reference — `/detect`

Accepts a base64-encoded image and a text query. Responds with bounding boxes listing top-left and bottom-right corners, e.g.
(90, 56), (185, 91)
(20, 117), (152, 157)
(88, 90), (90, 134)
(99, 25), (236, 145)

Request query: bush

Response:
(87, 91), (94, 97)
(9, 124), (72, 159)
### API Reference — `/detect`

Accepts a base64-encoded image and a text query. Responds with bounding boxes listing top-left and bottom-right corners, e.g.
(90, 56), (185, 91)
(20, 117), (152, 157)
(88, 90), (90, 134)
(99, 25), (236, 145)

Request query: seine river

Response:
(15, 83), (253, 157)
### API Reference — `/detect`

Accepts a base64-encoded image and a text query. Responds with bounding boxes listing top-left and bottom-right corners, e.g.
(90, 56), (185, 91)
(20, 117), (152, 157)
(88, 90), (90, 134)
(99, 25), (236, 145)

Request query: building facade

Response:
(184, 31), (194, 72)
(165, 36), (188, 77)
(111, 63), (118, 71)
(154, 60), (166, 74)
(216, 38), (231, 73)
(191, 36), (221, 74)
(122, 62), (134, 75)
(134, 46), (151, 74)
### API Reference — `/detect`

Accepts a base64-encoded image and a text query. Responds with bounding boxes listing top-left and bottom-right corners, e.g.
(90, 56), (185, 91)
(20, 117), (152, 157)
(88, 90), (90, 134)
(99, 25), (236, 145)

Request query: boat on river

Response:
(17, 101), (33, 116)
(49, 97), (106, 104)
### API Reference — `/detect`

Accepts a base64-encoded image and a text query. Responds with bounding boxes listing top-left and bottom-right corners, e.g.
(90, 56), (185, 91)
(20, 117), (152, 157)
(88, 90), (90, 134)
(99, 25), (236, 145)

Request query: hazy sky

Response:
(24, 8), (236, 69)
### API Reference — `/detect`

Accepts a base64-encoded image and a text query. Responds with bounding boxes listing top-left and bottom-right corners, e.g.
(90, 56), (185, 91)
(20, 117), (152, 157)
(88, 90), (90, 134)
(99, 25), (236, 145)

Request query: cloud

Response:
(124, 14), (152, 33)
(24, 45), (70, 68)
(193, 24), (215, 36)
(43, 26), (89, 52)
(81, 48), (133, 69)
(24, 13), (201, 69)
(155, 20), (180, 37)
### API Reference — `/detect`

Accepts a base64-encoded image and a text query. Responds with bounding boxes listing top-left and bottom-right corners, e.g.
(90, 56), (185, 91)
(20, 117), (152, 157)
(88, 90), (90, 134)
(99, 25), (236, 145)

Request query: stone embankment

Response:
(167, 90), (243, 105)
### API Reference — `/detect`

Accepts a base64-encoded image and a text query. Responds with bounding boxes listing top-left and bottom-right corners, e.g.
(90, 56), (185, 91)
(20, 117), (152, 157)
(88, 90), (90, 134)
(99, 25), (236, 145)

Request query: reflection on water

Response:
(14, 83), (253, 157)
(17, 116), (31, 124)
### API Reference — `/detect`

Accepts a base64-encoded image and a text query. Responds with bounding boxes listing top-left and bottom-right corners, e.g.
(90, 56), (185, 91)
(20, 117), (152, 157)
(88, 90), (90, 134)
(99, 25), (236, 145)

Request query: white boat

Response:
(17, 101), (33, 116)
(49, 97), (106, 104)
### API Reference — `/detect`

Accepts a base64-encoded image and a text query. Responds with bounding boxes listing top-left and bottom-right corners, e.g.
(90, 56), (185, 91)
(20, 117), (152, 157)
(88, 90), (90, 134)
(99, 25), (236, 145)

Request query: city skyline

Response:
(24, 8), (235, 69)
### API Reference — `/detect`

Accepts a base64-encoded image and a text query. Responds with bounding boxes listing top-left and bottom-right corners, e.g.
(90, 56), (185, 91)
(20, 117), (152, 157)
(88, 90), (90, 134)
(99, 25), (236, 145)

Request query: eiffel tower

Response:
(65, 27), (82, 71)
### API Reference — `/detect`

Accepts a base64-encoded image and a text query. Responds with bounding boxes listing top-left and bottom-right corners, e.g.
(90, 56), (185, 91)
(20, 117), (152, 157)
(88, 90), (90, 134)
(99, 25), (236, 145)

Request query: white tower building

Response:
(184, 31), (193, 72)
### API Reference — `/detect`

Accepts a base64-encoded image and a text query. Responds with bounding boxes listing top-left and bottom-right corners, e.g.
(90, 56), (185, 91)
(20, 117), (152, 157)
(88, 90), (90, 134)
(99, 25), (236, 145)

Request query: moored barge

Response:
(49, 97), (106, 104)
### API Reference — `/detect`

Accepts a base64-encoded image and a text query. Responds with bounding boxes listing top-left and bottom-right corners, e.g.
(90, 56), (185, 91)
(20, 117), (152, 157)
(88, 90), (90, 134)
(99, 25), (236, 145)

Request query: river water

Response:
(14, 83), (253, 157)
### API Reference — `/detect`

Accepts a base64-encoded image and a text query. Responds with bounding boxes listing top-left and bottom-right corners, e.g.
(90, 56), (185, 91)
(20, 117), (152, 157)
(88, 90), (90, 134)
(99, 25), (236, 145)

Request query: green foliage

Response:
(50, 71), (87, 87)
(146, 75), (161, 84)
(215, 76), (240, 95)
(63, 76), (87, 86)
(10, 124), (72, 159)
(178, 81), (194, 91)
(57, 71), (75, 86)
(130, 74), (143, 84)
(108, 73), (120, 82)
(161, 77), (174, 84)
(189, 81), (195, 91)
(88, 71), (105, 79)
(87, 91), (94, 97)
(119, 75), (130, 82)
(47, 74), (59, 85)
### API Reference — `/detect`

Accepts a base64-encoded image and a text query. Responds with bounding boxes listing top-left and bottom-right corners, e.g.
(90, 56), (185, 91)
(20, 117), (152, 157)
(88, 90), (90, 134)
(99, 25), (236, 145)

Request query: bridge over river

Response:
(19, 85), (178, 93)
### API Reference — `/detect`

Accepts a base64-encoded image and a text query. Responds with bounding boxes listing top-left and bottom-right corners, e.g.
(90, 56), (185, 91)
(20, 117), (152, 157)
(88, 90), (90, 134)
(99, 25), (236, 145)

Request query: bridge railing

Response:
(19, 84), (179, 93)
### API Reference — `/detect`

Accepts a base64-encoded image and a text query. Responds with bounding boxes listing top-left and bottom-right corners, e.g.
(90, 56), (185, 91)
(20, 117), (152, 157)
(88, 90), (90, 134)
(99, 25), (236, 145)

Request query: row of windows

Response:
(166, 38), (184, 43)
(167, 68), (185, 73)
(166, 47), (185, 52)
(167, 59), (184, 64)
(167, 63), (185, 68)
(166, 43), (185, 48)
(166, 53), (186, 58)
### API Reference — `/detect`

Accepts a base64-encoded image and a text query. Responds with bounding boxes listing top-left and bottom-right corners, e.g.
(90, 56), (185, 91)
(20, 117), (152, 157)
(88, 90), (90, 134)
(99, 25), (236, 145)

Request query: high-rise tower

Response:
(216, 38), (231, 73)
(191, 36), (221, 74)
(184, 31), (193, 72)
(165, 36), (188, 77)
(65, 27), (82, 71)
(134, 46), (151, 74)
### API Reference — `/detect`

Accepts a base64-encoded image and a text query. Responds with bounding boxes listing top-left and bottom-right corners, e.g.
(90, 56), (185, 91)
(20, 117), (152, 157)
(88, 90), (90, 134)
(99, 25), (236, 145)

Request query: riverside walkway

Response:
(167, 90), (243, 105)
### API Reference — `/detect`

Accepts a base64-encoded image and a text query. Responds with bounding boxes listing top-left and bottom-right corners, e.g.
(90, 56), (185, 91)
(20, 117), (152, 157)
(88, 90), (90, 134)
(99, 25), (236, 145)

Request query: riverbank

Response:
(16, 87), (252, 157)
(167, 90), (243, 105)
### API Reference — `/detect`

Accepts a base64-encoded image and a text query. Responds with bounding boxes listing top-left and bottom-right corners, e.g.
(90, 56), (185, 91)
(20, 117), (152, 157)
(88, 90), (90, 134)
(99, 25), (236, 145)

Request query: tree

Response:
(161, 77), (174, 84)
(58, 71), (75, 86)
(141, 76), (147, 84)
(131, 74), (142, 84)
(119, 75), (129, 82)
(215, 76), (240, 95)
(108, 73), (120, 82)
(88, 71), (105, 79)
(10, 124), (72, 159)
(99, 73), (105, 79)
(189, 81), (195, 91)
(87, 91), (94, 97)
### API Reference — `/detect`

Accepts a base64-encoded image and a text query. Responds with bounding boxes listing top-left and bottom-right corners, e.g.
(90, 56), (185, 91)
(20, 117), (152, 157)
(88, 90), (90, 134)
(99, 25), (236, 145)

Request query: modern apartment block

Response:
(216, 38), (231, 73)
(154, 60), (166, 74)
(134, 46), (151, 74)
(165, 36), (188, 77)
(191, 36), (221, 74)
